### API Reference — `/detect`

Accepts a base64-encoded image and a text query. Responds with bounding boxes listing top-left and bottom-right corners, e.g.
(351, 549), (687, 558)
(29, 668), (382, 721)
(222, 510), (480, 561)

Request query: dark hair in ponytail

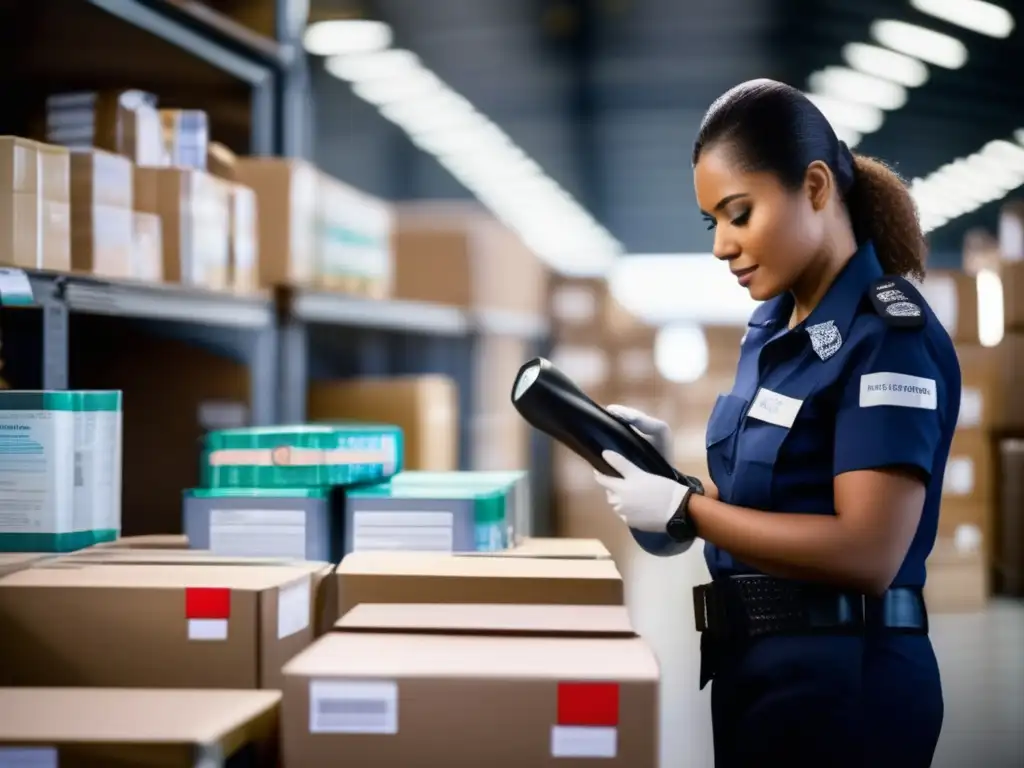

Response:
(692, 78), (926, 281)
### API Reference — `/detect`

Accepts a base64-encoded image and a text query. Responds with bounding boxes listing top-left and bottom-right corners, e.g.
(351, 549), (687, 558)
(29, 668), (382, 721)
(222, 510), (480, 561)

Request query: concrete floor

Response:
(618, 545), (1024, 767)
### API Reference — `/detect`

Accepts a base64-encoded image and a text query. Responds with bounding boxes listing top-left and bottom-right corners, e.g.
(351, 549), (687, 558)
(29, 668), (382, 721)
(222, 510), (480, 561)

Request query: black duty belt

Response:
(693, 575), (929, 639)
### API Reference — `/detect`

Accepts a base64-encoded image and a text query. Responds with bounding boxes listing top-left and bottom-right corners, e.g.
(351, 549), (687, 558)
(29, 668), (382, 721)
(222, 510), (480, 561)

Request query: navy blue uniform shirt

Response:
(630, 242), (961, 588)
(703, 242), (961, 586)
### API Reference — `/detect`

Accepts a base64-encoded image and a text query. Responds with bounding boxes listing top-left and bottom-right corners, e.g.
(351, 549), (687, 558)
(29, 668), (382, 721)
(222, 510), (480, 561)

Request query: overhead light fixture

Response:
(325, 49), (422, 82)
(303, 20), (392, 56)
(325, 48), (621, 275)
(608, 255), (759, 326)
(910, 0), (1014, 39)
(841, 42), (930, 88)
(808, 66), (908, 110)
(870, 19), (968, 69)
(913, 138), (1024, 233)
(805, 93), (885, 134)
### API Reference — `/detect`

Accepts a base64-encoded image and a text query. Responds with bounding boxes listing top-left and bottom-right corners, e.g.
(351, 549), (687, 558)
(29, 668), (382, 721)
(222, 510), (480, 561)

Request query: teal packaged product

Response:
(390, 470), (531, 543)
(0, 390), (122, 552)
(76, 391), (123, 545)
(343, 484), (508, 555)
(201, 424), (402, 489)
(182, 487), (340, 562)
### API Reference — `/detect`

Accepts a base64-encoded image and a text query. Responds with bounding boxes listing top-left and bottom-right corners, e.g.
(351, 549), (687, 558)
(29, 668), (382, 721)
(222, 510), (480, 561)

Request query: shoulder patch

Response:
(868, 276), (926, 329)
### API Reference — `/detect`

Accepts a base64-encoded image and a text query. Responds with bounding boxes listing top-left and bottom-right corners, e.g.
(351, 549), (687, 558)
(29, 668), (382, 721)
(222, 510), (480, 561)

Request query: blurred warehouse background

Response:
(0, 0), (1021, 766)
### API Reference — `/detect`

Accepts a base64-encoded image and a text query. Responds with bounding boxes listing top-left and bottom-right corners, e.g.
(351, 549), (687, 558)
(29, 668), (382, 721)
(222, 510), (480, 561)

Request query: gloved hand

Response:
(594, 451), (688, 533)
(606, 404), (673, 458)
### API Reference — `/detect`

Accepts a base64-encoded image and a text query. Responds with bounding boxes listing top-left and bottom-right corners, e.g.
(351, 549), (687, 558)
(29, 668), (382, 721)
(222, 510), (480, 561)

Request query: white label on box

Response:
(352, 511), (455, 552)
(957, 388), (983, 429)
(549, 347), (608, 389)
(309, 680), (398, 734)
(209, 509), (307, 559)
(188, 618), (228, 641)
(0, 748), (58, 768)
(552, 286), (598, 324)
(943, 457), (975, 496)
(197, 400), (249, 430)
(551, 726), (618, 758)
(277, 575), (312, 639)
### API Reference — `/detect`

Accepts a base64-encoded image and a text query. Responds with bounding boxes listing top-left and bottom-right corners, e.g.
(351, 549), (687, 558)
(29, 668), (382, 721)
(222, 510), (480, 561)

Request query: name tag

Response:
(859, 372), (937, 410)
(748, 388), (803, 428)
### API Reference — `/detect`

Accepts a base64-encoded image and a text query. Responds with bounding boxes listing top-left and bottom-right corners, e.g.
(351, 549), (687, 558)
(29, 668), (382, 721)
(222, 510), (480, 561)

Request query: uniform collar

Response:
(747, 241), (883, 342)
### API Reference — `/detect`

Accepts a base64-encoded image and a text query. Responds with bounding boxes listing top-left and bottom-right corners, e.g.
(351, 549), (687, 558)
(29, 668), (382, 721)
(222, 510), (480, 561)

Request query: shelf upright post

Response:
(276, 288), (309, 424)
(40, 277), (71, 391)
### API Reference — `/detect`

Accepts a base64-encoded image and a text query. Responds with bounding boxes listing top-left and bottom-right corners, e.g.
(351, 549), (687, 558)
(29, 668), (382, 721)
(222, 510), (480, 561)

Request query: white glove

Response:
(594, 451), (687, 533)
(607, 404), (673, 458)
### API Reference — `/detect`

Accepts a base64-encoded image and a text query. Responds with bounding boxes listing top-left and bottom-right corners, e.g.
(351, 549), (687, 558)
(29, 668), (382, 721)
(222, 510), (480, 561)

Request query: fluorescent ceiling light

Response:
(609, 255), (759, 326)
(303, 20), (393, 56)
(805, 93), (885, 134)
(910, 0), (1014, 39)
(808, 66), (908, 111)
(841, 42), (930, 88)
(326, 48), (621, 275)
(325, 49), (422, 82)
(913, 138), (1024, 233)
(870, 20), (968, 69)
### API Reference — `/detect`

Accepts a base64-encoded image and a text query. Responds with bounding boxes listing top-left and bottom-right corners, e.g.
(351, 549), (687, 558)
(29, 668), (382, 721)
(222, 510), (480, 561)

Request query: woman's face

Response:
(693, 143), (827, 302)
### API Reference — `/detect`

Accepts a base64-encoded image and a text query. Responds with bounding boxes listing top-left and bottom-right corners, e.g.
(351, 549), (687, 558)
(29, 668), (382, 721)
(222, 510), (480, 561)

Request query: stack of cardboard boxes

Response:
(919, 266), (992, 613)
(0, 540), (661, 766)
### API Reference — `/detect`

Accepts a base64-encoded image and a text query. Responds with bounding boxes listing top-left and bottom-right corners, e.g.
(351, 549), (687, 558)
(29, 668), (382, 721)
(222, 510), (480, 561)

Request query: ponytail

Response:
(845, 155), (927, 281)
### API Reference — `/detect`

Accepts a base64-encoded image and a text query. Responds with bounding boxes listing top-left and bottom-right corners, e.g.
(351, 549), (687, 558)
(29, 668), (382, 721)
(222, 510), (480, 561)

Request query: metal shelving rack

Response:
(5, 0), (557, 534)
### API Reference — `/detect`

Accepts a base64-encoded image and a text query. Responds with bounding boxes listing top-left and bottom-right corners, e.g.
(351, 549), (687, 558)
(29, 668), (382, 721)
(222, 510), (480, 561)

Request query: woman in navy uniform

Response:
(595, 79), (957, 768)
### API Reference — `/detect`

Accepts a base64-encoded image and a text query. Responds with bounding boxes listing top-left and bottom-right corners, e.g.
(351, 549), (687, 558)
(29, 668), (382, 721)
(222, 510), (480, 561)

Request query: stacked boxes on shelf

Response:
(0, 136), (71, 272)
(184, 424), (404, 562)
(919, 267), (992, 612)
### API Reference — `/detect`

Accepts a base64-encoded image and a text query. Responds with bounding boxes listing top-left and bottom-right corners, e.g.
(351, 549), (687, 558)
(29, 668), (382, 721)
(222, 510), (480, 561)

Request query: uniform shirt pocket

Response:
(706, 394), (748, 448)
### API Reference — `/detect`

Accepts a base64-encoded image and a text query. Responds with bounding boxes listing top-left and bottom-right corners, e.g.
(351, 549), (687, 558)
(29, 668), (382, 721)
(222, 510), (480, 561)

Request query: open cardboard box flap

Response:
(334, 603), (635, 638)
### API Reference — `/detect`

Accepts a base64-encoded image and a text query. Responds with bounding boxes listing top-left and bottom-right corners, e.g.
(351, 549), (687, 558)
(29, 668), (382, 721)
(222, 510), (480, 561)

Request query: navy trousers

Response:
(710, 633), (943, 768)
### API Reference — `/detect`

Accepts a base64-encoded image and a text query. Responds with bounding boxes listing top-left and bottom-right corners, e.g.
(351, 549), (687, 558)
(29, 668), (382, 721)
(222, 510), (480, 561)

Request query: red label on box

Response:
(557, 682), (619, 727)
(185, 587), (231, 620)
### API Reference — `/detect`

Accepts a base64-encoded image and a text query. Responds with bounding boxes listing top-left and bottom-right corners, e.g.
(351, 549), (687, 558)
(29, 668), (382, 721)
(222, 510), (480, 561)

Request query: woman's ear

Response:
(804, 160), (834, 212)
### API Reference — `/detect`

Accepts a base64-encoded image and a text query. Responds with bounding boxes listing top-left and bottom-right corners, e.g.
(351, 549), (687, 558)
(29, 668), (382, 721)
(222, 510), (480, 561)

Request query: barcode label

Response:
(73, 450), (84, 488)
(351, 510), (454, 553)
(209, 509), (306, 559)
(309, 680), (398, 734)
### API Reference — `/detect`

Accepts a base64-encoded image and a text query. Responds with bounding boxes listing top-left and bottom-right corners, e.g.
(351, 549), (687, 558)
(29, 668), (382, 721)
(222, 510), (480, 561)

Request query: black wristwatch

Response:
(665, 474), (703, 543)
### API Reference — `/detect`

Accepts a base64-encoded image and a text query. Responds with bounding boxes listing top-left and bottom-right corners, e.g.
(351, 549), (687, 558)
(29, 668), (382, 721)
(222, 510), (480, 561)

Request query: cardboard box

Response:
(0, 137), (71, 271)
(281, 603), (658, 767)
(0, 563), (322, 689)
(919, 270), (979, 344)
(459, 537), (612, 560)
(234, 157), (317, 288)
(392, 202), (548, 314)
(159, 109), (209, 171)
(925, 537), (988, 613)
(0, 553), (51, 578)
(307, 375), (459, 471)
(474, 335), (531, 471)
(336, 551), (624, 615)
(131, 211), (163, 282)
(0, 688), (280, 766)
(90, 533), (189, 550)
(133, 166), (229, 289)
(944, 430), (995, 503)
(229, 183), (259, 293)
(70, 148), (134, 279)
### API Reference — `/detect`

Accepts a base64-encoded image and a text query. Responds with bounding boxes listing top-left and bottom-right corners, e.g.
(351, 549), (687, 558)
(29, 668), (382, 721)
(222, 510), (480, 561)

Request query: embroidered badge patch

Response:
(807, 320), (843, 361)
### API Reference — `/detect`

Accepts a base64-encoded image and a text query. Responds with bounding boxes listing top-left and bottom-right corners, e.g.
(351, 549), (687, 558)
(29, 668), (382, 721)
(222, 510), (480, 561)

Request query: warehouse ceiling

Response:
(310, 0), (1024, 265)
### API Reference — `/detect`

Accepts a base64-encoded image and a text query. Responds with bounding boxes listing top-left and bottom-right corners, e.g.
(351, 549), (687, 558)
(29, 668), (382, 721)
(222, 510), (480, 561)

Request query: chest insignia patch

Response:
(807, 320), (843, 362)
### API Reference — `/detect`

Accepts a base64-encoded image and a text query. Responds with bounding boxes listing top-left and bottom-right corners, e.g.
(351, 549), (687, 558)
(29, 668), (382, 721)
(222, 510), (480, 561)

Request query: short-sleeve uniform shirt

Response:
(703, 242), (961, 587)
